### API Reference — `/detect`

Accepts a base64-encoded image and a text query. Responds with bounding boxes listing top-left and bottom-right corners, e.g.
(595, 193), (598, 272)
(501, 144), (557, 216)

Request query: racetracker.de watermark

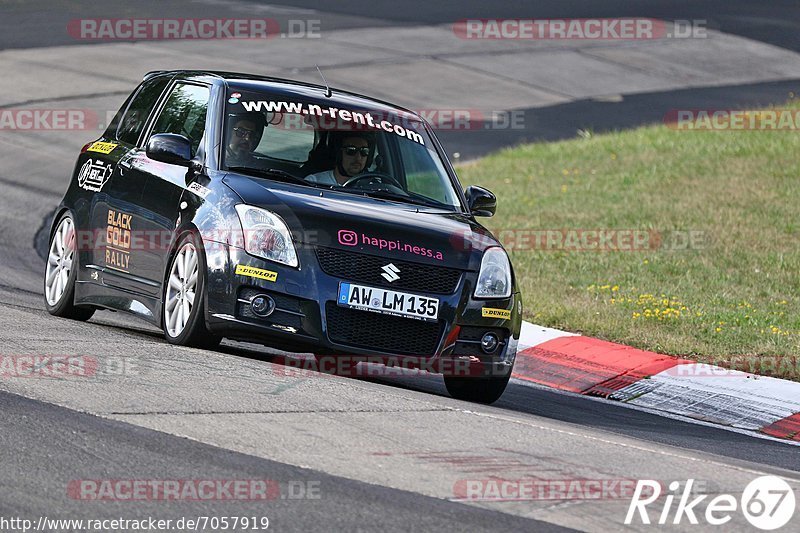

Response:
(67, 18), (320, 41)
(666, 109), (800, 130)
(0, 355), (96, 378)
(452, 478), (656, 502)
(67, 479), (320, 501)
(0, 355), (139, 379)
(453, 18), (707, 40)
(3, 107), (522, 133)
(67, 228), (322, 254)
(266, 108), (526, 132)
(269, 355), (496, 378)
(452, 229), (708, 252)
(0, 109), (99, 130)
(58, 227), (708, 255)
(662, 357), (800, 379)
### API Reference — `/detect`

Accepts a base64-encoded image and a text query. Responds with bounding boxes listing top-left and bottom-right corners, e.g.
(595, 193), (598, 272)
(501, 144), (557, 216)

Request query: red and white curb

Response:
(514, 322), (800, 442)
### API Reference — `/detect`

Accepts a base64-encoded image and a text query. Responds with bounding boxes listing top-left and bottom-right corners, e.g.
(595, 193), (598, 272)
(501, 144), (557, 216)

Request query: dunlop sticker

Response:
(86, 141), (119, 154)
(235, 264), (277, 282)
(482, 307), (511, 320)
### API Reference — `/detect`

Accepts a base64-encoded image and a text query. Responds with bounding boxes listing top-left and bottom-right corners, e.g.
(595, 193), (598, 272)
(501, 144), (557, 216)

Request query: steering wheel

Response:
(342, 172), (403, 189)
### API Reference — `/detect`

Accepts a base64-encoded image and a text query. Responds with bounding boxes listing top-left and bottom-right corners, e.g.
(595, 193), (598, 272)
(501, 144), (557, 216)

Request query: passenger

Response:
(225, 112), (267, 167)
(306, 132), (374, 186)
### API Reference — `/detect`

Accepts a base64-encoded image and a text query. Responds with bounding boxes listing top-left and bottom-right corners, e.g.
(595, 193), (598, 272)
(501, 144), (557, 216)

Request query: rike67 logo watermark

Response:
(626, 476), (796, 530)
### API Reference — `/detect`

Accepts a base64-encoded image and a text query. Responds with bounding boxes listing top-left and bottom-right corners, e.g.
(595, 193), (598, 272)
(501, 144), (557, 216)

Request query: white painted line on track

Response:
(518, 321), (576, 352)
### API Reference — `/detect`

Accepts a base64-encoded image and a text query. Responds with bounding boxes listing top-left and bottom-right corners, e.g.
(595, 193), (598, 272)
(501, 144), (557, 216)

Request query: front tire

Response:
(163, 233), (221, 349)
(44, 212), (94, 321)
(443, 366), (512, 404)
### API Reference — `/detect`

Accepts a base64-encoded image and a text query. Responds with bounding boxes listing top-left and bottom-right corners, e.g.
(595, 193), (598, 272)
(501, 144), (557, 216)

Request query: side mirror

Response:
(465, 186), (497, 217)
(146, 133), (192, 166)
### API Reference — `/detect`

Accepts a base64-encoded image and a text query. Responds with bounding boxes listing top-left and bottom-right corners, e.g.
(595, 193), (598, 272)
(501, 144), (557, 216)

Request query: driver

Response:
(225, 111), (267, 167)
(306, 132), (374, 186)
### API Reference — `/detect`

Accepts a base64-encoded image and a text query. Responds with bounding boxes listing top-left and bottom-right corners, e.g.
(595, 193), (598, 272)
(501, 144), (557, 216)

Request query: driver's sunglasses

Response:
(233, 127), (256, 140)
(343, 146), (370, 157)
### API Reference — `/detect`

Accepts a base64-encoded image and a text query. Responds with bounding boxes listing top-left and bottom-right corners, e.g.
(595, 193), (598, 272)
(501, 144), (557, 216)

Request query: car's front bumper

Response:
(204, 242), (521, 376)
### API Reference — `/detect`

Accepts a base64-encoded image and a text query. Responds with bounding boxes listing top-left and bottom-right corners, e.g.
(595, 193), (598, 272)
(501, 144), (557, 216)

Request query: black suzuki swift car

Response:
(44, 70), (522, 403)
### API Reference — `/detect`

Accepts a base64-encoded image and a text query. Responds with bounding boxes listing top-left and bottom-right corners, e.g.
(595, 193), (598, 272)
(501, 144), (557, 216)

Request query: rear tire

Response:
(443, 367), (512, 404)
(163, 233), (221, 349)
(43, 212), (95, 321)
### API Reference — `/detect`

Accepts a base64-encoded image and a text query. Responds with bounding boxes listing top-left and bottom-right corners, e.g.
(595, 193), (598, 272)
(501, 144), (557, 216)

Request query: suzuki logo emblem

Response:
(381, 263), (400, 282)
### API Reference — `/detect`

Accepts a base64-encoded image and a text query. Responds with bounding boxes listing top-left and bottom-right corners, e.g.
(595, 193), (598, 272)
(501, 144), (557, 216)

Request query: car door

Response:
(88, 74), (172, 295)
(121, 81), (212, 299)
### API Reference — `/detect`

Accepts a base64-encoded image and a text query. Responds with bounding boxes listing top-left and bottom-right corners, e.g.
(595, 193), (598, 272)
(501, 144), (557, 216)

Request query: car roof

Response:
(144, 69), (424, 120)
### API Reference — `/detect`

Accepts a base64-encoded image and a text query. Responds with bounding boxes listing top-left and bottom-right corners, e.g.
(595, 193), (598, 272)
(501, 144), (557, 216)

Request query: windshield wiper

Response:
(353, 189), (448, 209)
(227, 167), (308, 185)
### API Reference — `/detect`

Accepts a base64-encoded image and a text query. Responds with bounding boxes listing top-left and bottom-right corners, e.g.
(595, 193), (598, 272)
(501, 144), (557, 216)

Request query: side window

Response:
(397, 138), (456, 205)
(150, 83), (211, 157)
(115, 77), (170, 146)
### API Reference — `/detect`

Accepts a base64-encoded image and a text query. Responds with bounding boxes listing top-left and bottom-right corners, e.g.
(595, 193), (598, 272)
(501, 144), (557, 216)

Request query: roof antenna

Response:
(316, 65), (332, 98)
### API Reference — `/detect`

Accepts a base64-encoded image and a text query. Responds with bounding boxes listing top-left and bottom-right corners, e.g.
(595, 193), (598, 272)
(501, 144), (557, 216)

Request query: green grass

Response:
(457, 101), (800, 375)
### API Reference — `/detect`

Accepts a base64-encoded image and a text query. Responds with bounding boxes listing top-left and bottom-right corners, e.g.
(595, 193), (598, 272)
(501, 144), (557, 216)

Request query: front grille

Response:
(325, 302), (444, 356)
(315, 247), (462, 294)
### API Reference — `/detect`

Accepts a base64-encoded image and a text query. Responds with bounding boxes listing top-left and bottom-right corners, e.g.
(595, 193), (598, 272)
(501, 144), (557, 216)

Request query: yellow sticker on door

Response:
(481, 307), (511, 320)
(86, 141), (119, 154)
(235, 264), (278, 282)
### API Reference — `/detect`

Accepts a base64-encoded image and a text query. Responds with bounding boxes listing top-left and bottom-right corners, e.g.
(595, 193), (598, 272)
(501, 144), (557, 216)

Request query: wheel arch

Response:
(48, 206), (73, 240)
(159, 221), (206, 330)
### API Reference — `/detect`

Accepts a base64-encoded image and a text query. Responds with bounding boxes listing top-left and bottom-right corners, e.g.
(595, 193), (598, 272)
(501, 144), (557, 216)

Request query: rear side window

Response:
(150, 83), (211, 157)
(115, 76), (170, 146)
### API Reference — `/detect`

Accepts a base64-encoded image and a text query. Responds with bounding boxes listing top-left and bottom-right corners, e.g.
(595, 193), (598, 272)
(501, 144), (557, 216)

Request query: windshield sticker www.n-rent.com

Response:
(238, 100), (425, 145)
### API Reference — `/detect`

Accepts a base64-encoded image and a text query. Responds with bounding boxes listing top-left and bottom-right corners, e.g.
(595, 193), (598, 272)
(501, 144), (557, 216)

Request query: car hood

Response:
(222, 174), (500, 270)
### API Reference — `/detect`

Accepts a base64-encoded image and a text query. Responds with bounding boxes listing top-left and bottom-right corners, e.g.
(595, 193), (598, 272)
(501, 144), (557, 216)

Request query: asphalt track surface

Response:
(5, 0), (800, 52)
(1, 1), (800, 532)
(0, 390), (564, 532)
(4, 0), (800, 160)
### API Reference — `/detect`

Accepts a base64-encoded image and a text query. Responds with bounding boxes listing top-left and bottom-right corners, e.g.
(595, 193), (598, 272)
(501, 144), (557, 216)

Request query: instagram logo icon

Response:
(338, 229), (358, 246)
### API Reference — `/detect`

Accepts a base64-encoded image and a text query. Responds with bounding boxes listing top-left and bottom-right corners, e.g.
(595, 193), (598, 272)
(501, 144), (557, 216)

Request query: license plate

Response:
(337, 282), (439, 322)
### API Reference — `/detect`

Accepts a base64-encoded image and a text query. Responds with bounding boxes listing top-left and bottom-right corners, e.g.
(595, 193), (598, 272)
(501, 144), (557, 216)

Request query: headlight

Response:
(235, 204), (298, 268)
(474, 247), (511, 299)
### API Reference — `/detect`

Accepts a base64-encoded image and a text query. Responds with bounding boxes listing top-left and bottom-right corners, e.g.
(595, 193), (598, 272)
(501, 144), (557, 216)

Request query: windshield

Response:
(222, 88), (463, 210)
